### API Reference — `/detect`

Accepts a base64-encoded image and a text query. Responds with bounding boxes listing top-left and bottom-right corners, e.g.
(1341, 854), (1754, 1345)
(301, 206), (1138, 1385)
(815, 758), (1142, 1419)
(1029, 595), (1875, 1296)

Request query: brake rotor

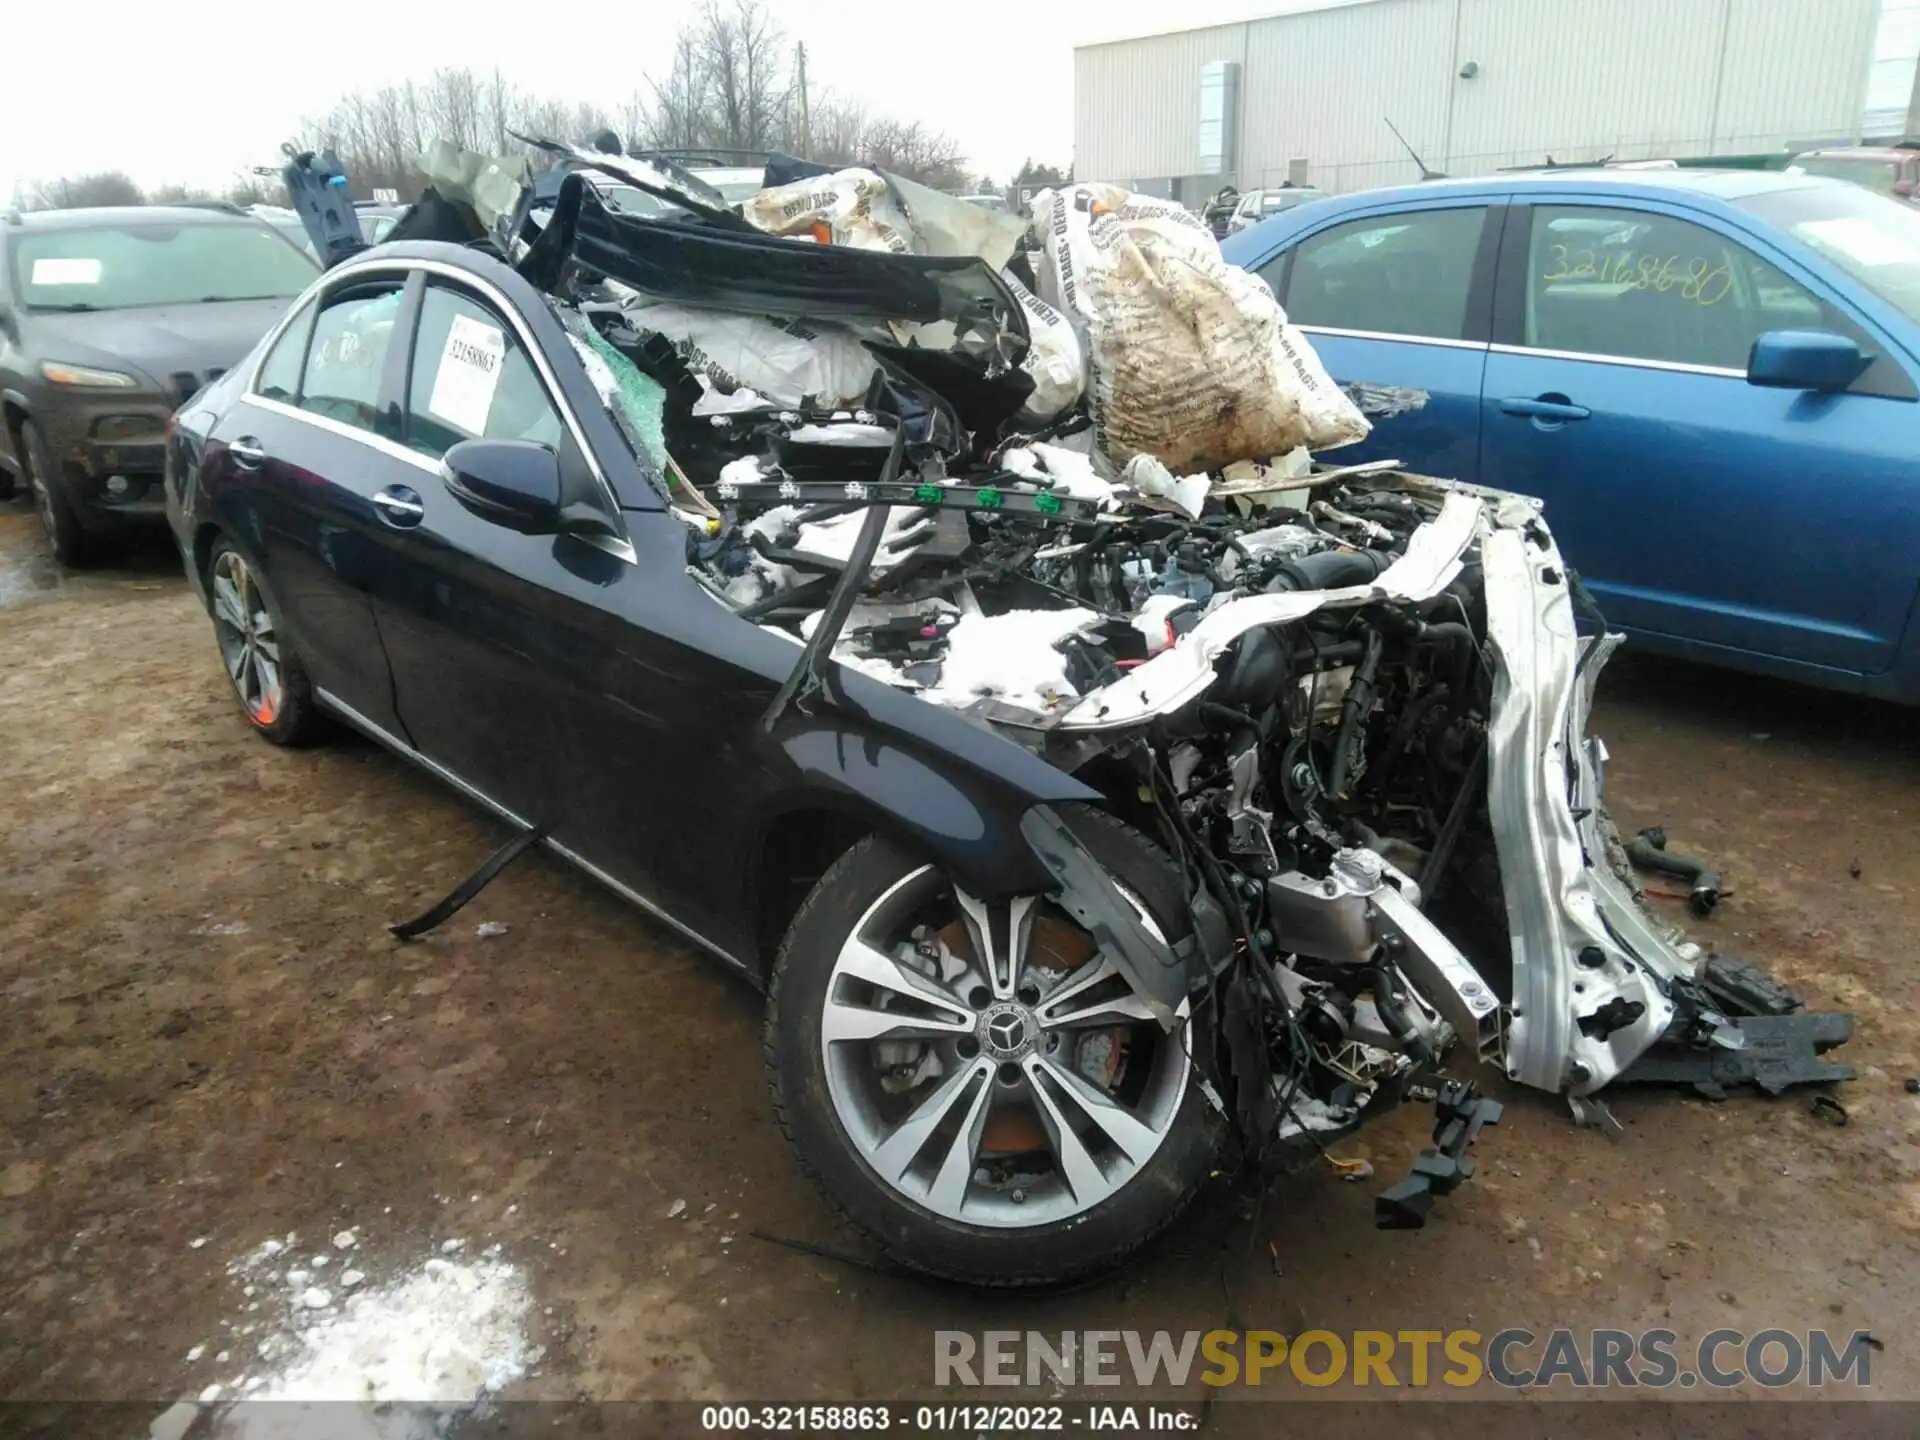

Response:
(935, 912), (1096, 976)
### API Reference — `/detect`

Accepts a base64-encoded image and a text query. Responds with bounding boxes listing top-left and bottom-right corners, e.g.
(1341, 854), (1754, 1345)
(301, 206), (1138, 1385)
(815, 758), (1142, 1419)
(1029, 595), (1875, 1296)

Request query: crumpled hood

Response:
(30, 298), (295, 390)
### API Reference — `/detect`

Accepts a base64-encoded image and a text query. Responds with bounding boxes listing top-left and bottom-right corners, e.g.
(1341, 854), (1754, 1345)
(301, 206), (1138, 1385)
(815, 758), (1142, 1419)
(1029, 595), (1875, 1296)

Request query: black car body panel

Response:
(522, 174), (1030, 349)
(168, 243), (1095, 974)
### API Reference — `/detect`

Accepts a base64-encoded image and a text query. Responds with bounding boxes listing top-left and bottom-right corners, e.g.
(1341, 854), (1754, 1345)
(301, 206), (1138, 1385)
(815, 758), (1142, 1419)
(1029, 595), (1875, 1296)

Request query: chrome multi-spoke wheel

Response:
(771, 813), (1218, 1284)
(203, 537), (320, 746)
(211, 548), (285, 727)
(822, 869), (1188, 1227)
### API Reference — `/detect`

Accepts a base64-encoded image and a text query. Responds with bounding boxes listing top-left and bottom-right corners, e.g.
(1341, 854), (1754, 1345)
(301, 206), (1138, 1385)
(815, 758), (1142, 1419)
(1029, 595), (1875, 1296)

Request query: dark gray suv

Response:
(0, 205), (318, 564)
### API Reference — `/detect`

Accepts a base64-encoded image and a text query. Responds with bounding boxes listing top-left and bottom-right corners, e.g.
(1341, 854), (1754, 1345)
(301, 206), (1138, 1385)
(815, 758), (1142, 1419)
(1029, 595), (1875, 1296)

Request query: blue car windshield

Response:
(13, 221), (318, 312)
(1739, 184), (1920, 326)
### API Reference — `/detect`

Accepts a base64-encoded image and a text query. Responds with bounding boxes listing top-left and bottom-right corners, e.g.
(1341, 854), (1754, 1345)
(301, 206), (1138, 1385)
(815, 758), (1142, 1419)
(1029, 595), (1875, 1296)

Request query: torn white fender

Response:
(1482, 521), (1688, 1094)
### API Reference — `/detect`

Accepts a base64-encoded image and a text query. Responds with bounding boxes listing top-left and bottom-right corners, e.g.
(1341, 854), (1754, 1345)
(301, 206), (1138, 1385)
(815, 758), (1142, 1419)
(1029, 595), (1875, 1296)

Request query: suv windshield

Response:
(13, 221), (318, 312)
(1740, 182), (1920, 325)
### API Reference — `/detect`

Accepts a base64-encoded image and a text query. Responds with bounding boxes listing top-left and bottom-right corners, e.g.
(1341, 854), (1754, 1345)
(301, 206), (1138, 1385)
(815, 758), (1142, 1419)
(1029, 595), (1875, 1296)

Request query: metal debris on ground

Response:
(1616, 1012), (1856, 1099)
(1567, 1094), (1625, 1136)
(1809, 1093), (1849, 1126)
(1696, 955), (1802, 1017)
(1625, 826), (1725, 916)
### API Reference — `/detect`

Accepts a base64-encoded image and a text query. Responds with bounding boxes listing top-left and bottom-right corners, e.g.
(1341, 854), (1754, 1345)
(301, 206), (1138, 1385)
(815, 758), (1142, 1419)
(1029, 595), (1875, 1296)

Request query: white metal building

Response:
(1074, 0), (1920, 201)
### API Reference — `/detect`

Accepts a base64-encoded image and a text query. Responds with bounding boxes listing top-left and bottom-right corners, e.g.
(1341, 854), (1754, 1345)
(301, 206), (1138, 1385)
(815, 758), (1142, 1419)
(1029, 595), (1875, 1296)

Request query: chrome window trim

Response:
(1487, 342), (1745, 379)
(244, 257), (636, 564)
(314, 686), (751, 978)
(240, 392), (440, 474)
(1298, 324), (1488, 352)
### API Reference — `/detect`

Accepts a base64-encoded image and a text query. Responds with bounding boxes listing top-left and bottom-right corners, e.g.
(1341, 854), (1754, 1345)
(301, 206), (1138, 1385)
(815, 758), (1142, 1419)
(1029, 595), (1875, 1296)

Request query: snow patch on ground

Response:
(177, 1230), (533, 1438)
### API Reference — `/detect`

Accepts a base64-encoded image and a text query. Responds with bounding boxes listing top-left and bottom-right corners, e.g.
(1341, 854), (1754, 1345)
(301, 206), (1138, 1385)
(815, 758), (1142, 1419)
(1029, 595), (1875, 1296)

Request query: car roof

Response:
(1796, 146), (1911, 158)
(1391, 166), (1834, 202)
(7, 204), (266, 231)
(1219, 167), (1863, 261)
(1234, 167), (1846, 228)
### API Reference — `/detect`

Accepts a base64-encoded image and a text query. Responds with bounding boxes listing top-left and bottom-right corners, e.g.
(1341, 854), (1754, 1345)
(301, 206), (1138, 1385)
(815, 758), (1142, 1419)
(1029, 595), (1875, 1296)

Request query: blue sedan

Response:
(1223, 169), (1920, 703)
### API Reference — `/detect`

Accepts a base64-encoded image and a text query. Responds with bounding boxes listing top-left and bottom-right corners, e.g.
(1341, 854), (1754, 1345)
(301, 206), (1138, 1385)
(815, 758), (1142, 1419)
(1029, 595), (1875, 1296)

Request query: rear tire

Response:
(205, 535), (326, 746)
(20, 419), (92, 567)
(766, 805), (1220, 1286)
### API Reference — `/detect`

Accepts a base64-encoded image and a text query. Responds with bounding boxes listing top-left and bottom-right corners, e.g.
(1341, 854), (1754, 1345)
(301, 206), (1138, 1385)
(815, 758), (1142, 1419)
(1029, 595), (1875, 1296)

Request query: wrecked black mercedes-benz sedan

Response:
(164, 141), (1835, 1286)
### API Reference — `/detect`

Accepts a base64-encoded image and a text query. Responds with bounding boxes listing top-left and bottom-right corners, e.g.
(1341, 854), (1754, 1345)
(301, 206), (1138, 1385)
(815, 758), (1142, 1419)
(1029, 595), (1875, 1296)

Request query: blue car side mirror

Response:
(1747, 330), (1871, 394)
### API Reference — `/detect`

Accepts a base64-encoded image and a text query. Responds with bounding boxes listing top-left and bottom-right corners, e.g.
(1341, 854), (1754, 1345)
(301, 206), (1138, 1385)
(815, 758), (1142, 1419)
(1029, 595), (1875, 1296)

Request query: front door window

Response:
(1522, 205), (1838, 372)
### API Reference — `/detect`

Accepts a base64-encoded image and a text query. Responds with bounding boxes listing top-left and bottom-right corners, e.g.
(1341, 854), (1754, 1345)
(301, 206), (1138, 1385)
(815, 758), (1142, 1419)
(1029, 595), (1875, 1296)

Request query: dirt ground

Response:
(1, 494), (1916, 1433)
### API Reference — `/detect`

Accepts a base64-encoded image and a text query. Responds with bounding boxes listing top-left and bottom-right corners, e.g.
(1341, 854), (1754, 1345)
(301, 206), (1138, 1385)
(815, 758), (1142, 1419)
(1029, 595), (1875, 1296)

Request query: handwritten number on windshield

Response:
(1542, 243), (1732, 306)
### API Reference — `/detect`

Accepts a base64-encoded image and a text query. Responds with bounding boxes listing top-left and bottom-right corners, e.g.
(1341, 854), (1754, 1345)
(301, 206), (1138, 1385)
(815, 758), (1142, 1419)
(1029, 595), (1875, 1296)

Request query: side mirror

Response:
(440, 438), (563, 534)
(1747, 330), (1871, 394)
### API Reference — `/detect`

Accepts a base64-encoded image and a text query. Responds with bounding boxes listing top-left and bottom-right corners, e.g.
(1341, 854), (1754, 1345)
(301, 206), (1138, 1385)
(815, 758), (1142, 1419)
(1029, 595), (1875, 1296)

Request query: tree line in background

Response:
(14, 0), (1072, 212)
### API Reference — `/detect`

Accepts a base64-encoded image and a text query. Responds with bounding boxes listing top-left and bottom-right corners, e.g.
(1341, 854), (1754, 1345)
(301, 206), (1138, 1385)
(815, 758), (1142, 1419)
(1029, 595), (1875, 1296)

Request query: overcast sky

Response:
(4, 0), (1352, 203)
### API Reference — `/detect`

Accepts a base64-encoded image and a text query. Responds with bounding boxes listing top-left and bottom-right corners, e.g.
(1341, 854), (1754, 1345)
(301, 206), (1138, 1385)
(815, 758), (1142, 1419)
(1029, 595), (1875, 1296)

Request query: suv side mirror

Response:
(1747, 330), (1871, 394)
(440, 438), (563, 534)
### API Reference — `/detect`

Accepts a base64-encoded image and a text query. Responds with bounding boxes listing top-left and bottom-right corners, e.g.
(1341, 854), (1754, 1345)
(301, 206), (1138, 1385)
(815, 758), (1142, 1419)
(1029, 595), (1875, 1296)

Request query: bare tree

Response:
(422, 67), (484, 155)
(227, 175), (275, 207)
(799, 99), (966, 188)
(484, 68), (518, 155)
(150, 181), (215, 205)
(643, 32), (708, 150)
(270, 42), (969, 208)
(21, 172), (146, 210)
(695, 0), (789, 151)
(1012, 159), (1071, 190)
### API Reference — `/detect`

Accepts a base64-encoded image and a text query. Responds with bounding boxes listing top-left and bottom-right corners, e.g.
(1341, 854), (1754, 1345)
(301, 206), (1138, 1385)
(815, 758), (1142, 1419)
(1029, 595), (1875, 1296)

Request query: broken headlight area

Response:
(400, 139), (1848, 1225)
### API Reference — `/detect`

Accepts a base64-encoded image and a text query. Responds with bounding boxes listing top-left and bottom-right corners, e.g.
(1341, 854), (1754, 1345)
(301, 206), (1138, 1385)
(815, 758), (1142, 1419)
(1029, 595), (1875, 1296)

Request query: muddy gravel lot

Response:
(1, 495), (1916, 1435)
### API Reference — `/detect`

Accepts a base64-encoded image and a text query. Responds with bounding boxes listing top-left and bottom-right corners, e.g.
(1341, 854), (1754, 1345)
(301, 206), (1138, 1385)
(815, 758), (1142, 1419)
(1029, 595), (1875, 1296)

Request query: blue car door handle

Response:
(371, 485), (426, 528)
(1500, 394), (1591, 422)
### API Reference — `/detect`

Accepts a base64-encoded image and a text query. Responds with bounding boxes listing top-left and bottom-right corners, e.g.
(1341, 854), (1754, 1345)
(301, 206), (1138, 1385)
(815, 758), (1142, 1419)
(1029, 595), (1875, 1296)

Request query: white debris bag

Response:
(619, 297), (877, 409)
(1002, 268), (1086, 424)
(740, 169), (913, 254)
(1028, 184), (1369, 474)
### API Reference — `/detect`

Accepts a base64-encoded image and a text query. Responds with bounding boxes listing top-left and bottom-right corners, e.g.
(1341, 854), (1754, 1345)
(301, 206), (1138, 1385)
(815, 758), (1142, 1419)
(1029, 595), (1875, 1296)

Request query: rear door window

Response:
(403, 285), (563, 460)
(1283, 207), (1488, 341)
(254, 299), (316, 403)
(297, 282), (406, 439)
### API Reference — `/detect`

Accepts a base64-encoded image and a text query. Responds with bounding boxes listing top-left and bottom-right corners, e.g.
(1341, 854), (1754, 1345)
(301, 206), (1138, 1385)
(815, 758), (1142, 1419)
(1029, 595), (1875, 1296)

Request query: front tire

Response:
(206, 536), (325, 746)
(766, 807), (1220, 1286)
(20, 419), (92, 567)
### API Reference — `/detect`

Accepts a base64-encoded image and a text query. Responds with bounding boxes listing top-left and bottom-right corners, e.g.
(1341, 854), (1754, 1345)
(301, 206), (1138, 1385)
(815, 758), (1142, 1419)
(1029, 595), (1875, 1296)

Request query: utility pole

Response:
(797, 42), (811, 158)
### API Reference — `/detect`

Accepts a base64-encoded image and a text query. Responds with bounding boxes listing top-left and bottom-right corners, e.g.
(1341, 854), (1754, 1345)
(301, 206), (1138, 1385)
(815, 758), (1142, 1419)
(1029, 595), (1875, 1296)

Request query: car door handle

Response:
(229, 436), (266, 470)
(1499, 395), (1591, 422)
(371, 485), (425, 528)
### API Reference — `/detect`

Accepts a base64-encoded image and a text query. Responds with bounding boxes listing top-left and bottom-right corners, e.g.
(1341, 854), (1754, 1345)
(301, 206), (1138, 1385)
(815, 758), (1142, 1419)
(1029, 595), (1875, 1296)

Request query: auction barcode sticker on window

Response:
(428, 313), (507, 436)
(31, 258), (102, 286)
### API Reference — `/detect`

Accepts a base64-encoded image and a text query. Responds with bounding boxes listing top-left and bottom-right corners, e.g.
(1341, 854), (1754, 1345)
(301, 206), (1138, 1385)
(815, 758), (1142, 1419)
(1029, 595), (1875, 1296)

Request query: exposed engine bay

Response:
(632, 382), (1713, 1196)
